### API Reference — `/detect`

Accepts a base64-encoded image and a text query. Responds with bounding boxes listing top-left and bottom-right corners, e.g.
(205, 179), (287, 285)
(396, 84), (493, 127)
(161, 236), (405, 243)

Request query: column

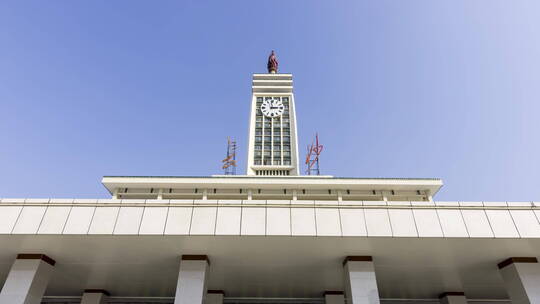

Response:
(174, 255), (210, 304)
(498, 257), (540, 304)
(81, 289), (109, 304)
(0, 254), (55, 304)
(206, 290), (224, 304)
(324, 291), (345, 304)
(439, 292), (466, 304)
(343, 256), (380, 304)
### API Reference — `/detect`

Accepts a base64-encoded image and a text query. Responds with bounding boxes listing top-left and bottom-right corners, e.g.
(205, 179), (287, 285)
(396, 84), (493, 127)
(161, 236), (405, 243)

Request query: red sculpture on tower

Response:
(267, 50), (278, 73)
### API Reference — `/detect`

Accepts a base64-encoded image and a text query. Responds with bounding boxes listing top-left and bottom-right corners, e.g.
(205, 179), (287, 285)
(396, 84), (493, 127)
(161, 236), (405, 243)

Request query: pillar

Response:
(81, 289), (109, 304)
(324, 291), (345, 304)
(0, 254), (55, 304)
(498, 257), (540, 304)
(343, 256), (380, 304)
(206, 290), (224, 304)
(174, 255), (210, 304)
(439, 292), (466, 304)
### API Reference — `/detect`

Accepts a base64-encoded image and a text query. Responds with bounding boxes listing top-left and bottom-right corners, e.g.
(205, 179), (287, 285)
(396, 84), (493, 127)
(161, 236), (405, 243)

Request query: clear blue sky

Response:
(1, 1), (539, 201)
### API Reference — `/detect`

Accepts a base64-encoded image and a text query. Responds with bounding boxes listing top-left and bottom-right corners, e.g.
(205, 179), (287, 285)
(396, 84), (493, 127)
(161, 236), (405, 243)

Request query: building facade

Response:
(0, 53), (539, 304)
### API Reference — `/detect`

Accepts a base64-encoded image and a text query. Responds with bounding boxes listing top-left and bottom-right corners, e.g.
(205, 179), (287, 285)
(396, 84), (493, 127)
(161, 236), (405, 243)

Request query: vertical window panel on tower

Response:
(252, 95), (293, 171)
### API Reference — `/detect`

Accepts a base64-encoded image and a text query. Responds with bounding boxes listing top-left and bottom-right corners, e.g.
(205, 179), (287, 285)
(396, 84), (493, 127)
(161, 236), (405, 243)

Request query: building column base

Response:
(343, 256), (380, 304)
(81, 289), (109, 304)
(174, 255), (210, 304)
(324, 291), (345, 304)
(439, 292), (466, 304)
(207, 290), (225, 304)
(498, 257), (540, 304)
(0, 254), (56, 304)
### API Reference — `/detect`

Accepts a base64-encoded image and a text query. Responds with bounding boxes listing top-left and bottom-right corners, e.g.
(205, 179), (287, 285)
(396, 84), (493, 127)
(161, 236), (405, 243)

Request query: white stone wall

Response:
(0, 199), (539, 238)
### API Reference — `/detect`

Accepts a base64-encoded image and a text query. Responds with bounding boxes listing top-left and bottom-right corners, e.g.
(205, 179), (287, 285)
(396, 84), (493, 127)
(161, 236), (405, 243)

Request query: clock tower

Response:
(246, 51), (300, 176)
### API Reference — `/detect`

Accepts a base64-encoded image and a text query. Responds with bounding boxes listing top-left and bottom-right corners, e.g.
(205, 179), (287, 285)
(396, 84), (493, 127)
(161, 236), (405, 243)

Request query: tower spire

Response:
(267, 50), (278, 73)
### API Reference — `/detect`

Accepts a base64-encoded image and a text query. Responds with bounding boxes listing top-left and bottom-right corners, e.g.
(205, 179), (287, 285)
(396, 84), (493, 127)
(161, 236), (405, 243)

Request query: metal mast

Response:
(305, 133), (323, 175)
(222, 137), (237, 175)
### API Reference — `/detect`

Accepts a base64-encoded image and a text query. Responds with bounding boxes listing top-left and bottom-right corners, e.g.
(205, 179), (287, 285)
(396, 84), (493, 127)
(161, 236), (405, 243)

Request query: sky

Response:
(1, 1), (539, 201)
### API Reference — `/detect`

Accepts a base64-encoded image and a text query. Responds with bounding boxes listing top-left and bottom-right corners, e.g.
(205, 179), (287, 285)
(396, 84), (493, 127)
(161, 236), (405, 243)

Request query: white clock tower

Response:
(246, 51), (300, 176)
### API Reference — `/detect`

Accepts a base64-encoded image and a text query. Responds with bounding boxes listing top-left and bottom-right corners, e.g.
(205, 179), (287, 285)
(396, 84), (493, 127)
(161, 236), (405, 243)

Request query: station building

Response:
(0, 53), (539, 304)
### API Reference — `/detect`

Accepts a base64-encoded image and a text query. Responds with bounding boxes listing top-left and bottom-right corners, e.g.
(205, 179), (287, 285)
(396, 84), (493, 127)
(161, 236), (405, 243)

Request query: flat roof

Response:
(103, 175), (441, 180)
(101, 175), (443, 196)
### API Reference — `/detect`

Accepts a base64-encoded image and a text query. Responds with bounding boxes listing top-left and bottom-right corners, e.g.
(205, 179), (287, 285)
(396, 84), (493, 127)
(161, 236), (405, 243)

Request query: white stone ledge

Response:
(0, 199), (537, 209)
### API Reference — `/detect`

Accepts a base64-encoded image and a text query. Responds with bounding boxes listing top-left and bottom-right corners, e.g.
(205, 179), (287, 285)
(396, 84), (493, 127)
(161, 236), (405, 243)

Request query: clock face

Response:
(260, 98), (285, 117)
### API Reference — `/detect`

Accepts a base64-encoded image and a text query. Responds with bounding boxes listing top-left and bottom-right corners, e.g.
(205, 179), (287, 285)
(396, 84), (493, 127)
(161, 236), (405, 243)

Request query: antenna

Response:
(222, 137), (237, 175)
(305, 133), (323, 175)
